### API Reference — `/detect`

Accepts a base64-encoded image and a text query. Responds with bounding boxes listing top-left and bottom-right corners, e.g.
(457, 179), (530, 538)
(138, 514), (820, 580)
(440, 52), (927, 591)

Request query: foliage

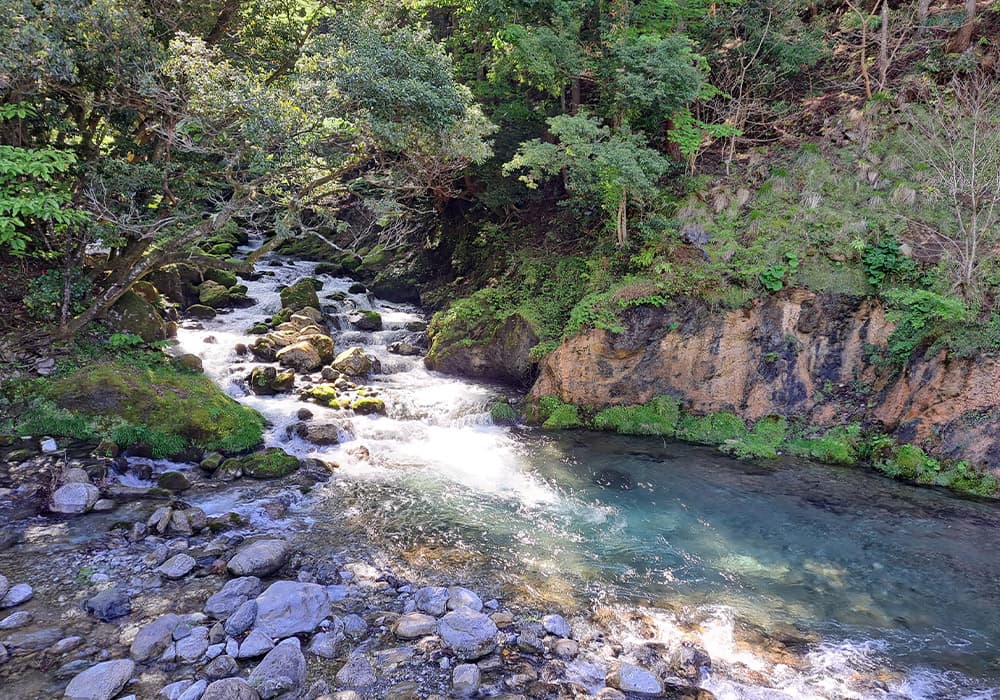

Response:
(676, 411), (748, 445)
(593, 396), (682, 436)
(862, 233), (918, 287)
(24, 269), (93, 321)
(537, 395), (582, 430)
(785, 424), (861, 464)
(722, 415), (788, 459)
(882, 288), (969, 365)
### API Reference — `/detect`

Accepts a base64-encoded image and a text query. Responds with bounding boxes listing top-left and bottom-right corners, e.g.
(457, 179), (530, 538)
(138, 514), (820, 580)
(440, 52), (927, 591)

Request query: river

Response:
(175, 252), (1000, 700)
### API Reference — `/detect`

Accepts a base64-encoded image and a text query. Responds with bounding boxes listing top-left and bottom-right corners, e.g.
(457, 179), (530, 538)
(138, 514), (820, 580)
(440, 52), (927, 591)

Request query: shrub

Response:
(593, 396), (681, 436)
(676, 411), (747, 445)
(537, 395), (581, 430)
(722, 415), (788, 459)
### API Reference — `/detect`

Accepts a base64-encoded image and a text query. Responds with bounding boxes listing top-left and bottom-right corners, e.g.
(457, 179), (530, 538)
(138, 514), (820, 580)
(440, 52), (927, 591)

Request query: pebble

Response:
(157, 553), (196, 579)
(542, 613), (571, 638)
(1, 583), (33, 608)
(0, 610), (33, 629)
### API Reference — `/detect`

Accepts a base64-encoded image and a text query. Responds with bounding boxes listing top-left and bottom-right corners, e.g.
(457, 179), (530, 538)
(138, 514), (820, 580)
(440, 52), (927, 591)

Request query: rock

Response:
(248, 367), (296, 395)
(225, 599), (258, 636)
(176, 680), (208, 700)
(63, 659), (134, 700)
(331, 347), (372, 376)
(84, 587), (131, 621)
(541, 613), (571, 638)
(447, 586), (483, 612)
(159, 680), (194, 699)
(0, 575), (8, 600)
(93, 498), (115, 511)
(172, 353), (204, 372)
(280, 279), (321, 312)
(387, 341), (422, 356)
(393, 612), (438, 639)
(517, 632), (544, 655)
(247, 637), (307, 699)
(254, 581), (331, 639)
(237, 629), (274, 659)
(50, 482), (100, 514)
(157, 553), (196, 579)
(276, 341), (323, 373)
(0, 610), (32, 629)
(289, 421), (341, 446)
(156, 471), (191, 491)
(205, 577), (262, 617)
(228, 539), (291, 577)
(342, 614), (368, 639)
(175, 626), (209, 662)
(4, 627), (62, 653)
(350, 397), (385, 415)
(306, 630), (343, 659)
(594, 689), (627, 700)
(241, 450), (300, 480)
(348, 310), (382, 332)
(199, 280), (231, 308)
(203, 654), (240, 681)
(453, 664), (481, 697)
(606, 663), (663, 696)
(109, 289), (170, 341)
(438, 608), (498, 660)
(185, 304), (217, 319)
(50, 636), (84, 655)
(1, 583), (32, 608)
(202, 678), (260, 700)
(552, 638), (579, 659)
(425, 312), (538, 387)
(335, 654), (377, 688)
(414, 586), (449, 616)
(131, 613), (180, 661)
(41, 436), (59, 452)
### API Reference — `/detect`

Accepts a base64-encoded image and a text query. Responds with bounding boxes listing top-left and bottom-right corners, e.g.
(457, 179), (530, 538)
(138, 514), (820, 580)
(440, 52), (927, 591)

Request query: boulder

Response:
(63, 659), (134, 700)
(108, 290), (170, 342)
(175, 626), (209, 662)
(437, 608), (498, 660)
(241, 449), (300, 479)
(204, 577), (262, 617)
(84, 587), (131, 621)
(156, 471), (191, 491)
(227, 540), (291, 577)
(237, 629), (274, 659)
(541, 613), (571, 638)
(276, 341), (323, 373)
(413, 586), (449, 616)
(452, 664), (481, 697)
(331, 348), (372, 377)
(306, 630), (343, 659)
(198, 280), (232, 309)
(280, 279), (321, 312)
(606, 663), (663, 696)
(289, 422), (340, 446)
(248, 367), (295, 395)
(202, 678), (260, 700)
(247, 638), (307, 700)
(254, 581), (331, 639)
(1, 583), (32, 607)
(348, 310), (383, 331)
(130, 613), (180, 661)
(172, 354), (204, 372)
(392, 613), (438, 640)
(335, 654), (377, 688)
(50, 482), (100, 514)
(447, 586), (483, 612)
(157, 553), (196, 579)
(387, 341), (422, 356)
(300, 333), (335, 362)
(225, 599), (258, 637)
(351, 397), (386, 416)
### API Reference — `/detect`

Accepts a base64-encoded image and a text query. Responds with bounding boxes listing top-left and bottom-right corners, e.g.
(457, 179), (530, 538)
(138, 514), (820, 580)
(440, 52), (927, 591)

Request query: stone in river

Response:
(63, 658), (134, 700)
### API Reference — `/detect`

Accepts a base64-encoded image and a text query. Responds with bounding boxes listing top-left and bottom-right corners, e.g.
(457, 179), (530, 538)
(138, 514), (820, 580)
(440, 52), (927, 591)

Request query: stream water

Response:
(175, 252), (1000, 700)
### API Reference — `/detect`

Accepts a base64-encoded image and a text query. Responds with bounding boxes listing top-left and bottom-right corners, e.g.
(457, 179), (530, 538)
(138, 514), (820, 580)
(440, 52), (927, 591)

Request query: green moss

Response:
(676, 412), (748, 445)
(593, 396), (680, 436)
(490, 401), (517, 425)
(241, 448), (300, 478)
(302, 384), (339, 407)
(37, 361), (264, 456)
(722, 415), (787, 459)
(203, 268), (238, 288)
(280, 278), (321, 312)
(351, 397), (386, 415)
(537, 396), (581, 430)
(15, 399), (97, 441)
(785, 424), (860, 464)
(198, 280), (231, 308)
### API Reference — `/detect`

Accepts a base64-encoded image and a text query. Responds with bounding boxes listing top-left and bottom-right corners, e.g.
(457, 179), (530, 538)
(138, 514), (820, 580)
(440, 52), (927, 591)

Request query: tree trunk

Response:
(570, 78), (581, 115)
(950, 0), (977, 53)
(878, 0), (890, 90)
(616, 191), (628, 247)
(916, 0), (931, 35)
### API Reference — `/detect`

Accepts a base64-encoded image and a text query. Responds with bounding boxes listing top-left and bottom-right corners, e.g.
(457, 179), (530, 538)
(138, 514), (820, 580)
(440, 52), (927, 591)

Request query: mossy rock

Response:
(157, 470), (191, 491)
(351, 397), (386, 415)
(186, 304), (217, 320)
(200, 452), (224, 472)
(131, 280), (161, 304)
(106, 291), (170, 343)
(301, 384), (339, 407)
(349, 310), (383, 331)
(209, 243), (236, 256)
(42, 362), (264, 457)
(171, 354), (204, 373)
(203, 268), (238, 289)
(348, 283), (368, 294)
(280, 279), (321, 312)
(241, 448), (300, 479)
(199, 280), (232, 309)
(248, 323), (269, 335)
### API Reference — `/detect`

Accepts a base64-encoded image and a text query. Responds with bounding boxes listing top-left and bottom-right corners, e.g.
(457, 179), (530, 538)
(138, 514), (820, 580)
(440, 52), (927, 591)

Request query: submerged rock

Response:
(606, 663), (663, 696)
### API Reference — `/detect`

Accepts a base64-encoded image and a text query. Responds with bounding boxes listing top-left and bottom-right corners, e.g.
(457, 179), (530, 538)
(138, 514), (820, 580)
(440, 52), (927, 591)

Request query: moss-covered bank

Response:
(526, 395), (998, 499)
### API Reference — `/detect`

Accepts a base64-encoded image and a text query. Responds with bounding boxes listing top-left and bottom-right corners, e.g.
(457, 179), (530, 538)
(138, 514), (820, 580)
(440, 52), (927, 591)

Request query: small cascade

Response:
(172, 248), (1000, 700)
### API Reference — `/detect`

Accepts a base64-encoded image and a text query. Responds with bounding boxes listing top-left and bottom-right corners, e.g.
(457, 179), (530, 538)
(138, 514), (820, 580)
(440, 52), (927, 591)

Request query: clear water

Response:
(176, 251), (1000, 699)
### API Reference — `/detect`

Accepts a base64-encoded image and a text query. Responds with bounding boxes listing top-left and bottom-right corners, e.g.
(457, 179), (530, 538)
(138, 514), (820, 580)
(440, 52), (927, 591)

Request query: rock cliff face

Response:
(425, 314), (539, 388)
(529, 289), (1000, 471)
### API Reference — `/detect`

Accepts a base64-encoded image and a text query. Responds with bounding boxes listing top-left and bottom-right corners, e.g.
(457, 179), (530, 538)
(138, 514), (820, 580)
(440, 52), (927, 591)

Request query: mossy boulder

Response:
(348, 283), (368, 294)
(106, 291), (170, 343)
(198, 281), (232, 309)
(41, 362), (265, 457)
(348, 310), (383, 331)
(203, 268), (238, 289)
(248, 367), (296, 395)
(171, 354), (204, 373)
(331, 347), (372, 377)
(186, 304), (217, 320)
(301, 384), (340, 408)
(351, 397), (386, 415)
(280, 279), (321, 312)
(276, 341), (323, 373)
(157, 471), (191, 491)
(131, 280), (161, 304)
(147, 263), (201, 307)
(241, 448), (300, 479)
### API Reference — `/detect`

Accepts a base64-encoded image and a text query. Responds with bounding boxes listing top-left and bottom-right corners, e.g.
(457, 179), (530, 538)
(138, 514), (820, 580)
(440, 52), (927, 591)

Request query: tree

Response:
(903, 75), (1000, 301)
(503, 112), (670, 246)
